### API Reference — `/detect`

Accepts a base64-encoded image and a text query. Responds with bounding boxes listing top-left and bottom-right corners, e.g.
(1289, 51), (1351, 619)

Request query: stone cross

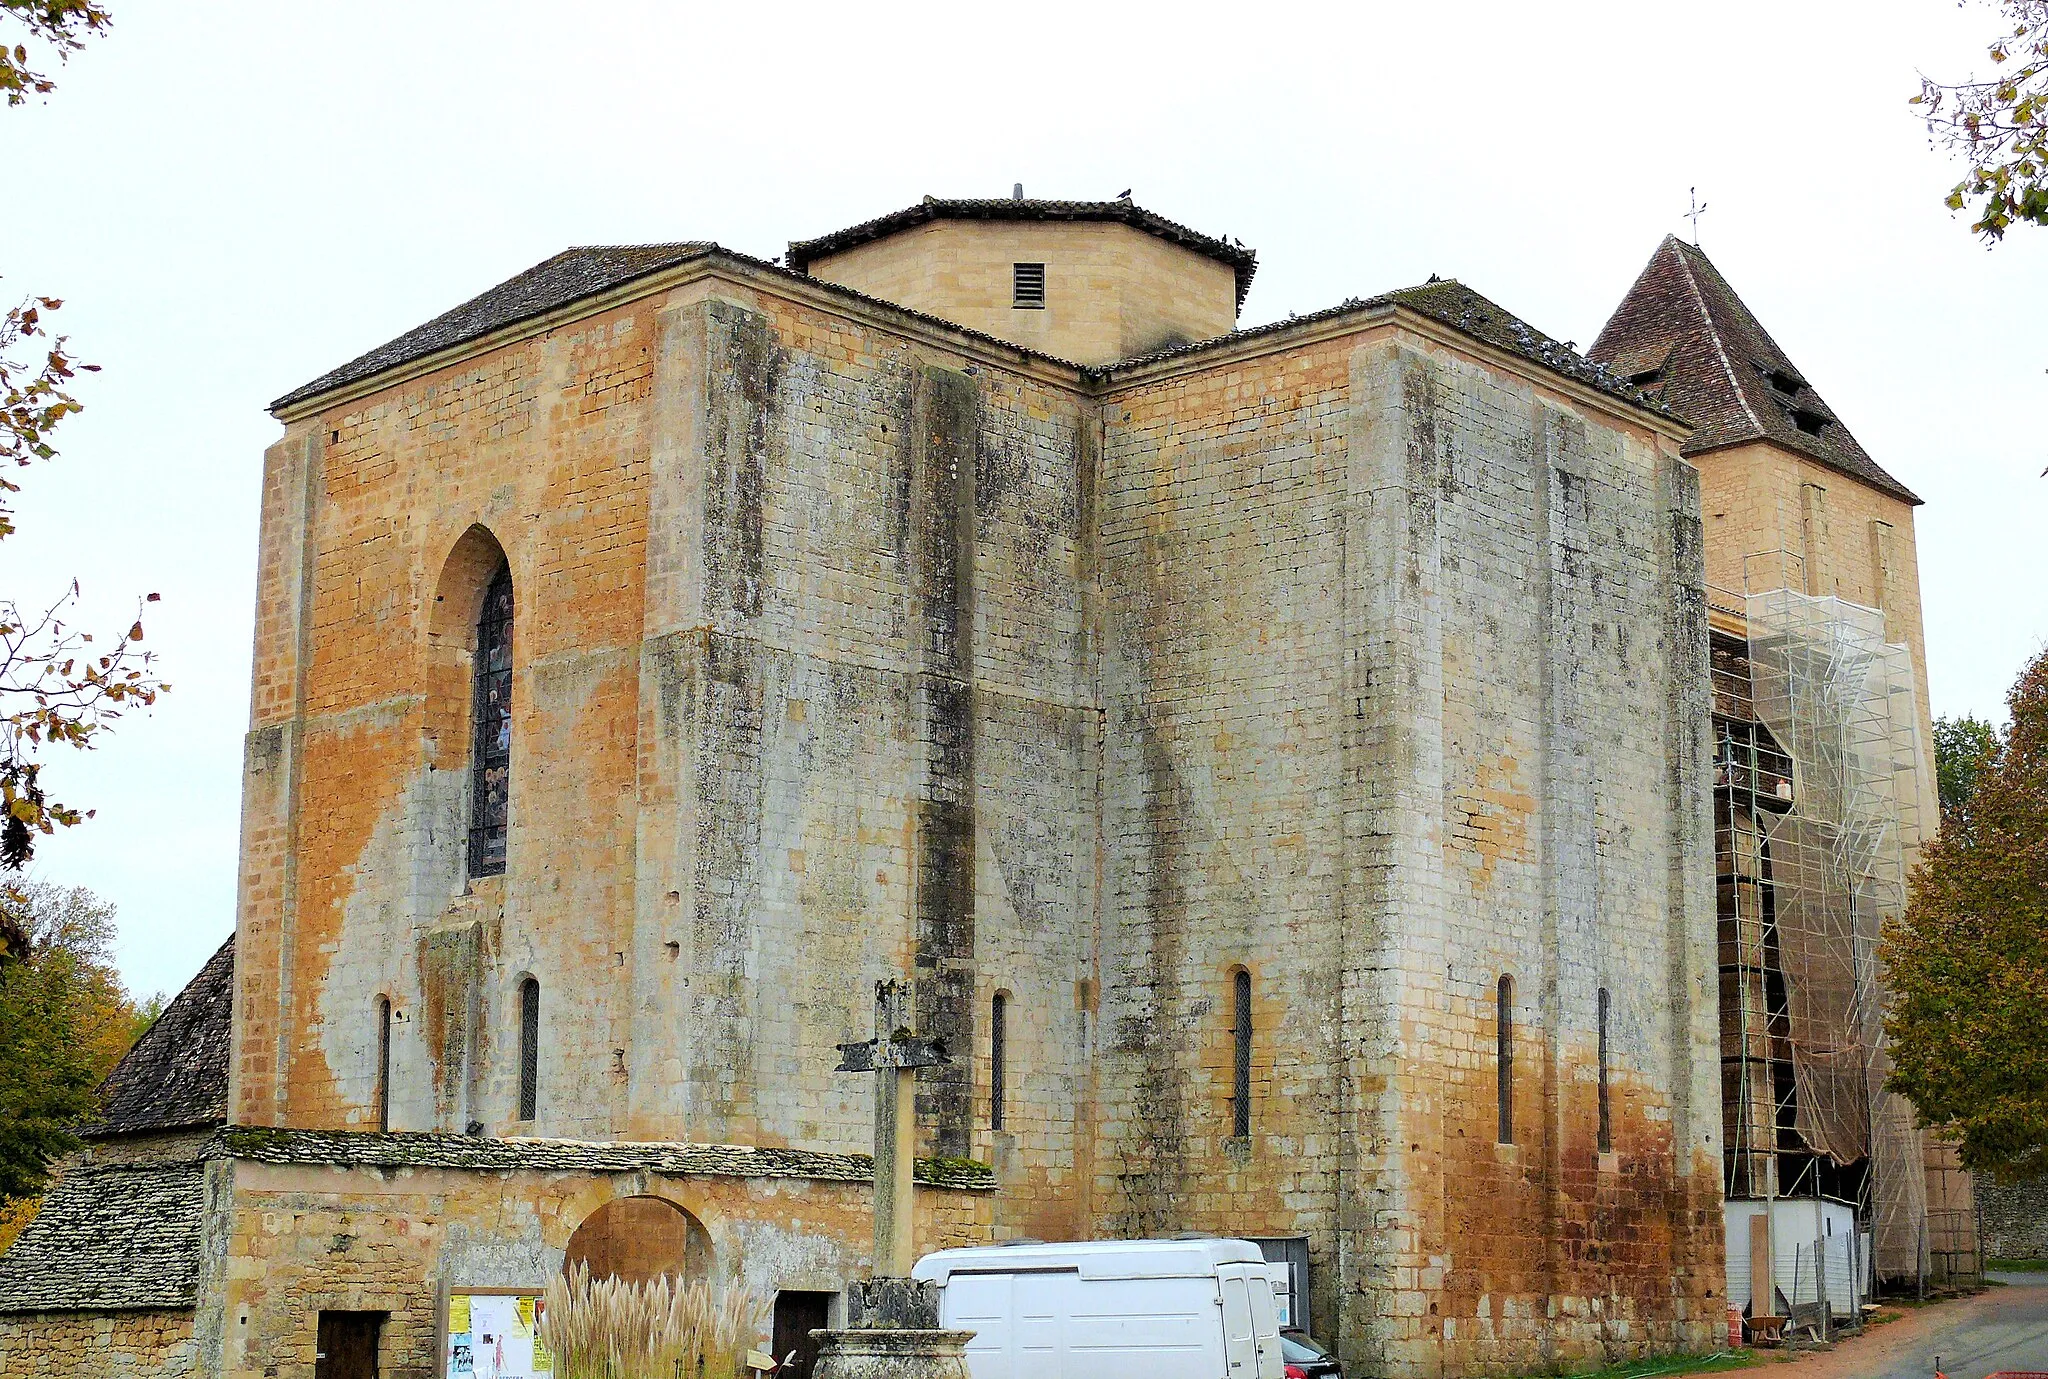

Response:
(835, 978), (950, 1276)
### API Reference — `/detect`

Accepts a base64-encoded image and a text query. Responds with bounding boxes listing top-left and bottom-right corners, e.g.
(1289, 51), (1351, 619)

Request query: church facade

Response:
(10, 198), (1761, 1378)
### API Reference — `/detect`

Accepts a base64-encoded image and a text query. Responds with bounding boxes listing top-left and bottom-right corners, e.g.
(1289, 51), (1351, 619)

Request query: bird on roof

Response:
(1117, 188), (1132, 199)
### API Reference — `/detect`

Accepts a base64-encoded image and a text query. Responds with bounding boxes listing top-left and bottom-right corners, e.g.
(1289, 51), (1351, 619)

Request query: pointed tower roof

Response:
(1589, 236), (1918, 504)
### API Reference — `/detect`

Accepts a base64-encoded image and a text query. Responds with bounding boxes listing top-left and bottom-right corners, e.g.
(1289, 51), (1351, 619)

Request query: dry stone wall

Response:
(0, 1312), (197, 1378)
(1980, 1176), (2048, 1260)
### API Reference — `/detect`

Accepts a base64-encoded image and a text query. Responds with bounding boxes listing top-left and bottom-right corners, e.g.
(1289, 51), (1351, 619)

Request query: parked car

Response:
(1280, 1327), (1343, 1378)
(912, 1237), (1287, 1378)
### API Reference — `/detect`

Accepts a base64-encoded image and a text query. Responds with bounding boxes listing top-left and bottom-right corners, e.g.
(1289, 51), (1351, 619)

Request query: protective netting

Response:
(1742, 590), (1931, 1279)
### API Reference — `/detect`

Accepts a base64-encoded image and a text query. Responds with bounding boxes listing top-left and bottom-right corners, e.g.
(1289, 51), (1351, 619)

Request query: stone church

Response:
(0, 195), (1950, 1378)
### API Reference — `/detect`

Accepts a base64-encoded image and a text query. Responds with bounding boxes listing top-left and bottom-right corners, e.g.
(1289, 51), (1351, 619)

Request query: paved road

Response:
(1777, 1272), (2048, 1379)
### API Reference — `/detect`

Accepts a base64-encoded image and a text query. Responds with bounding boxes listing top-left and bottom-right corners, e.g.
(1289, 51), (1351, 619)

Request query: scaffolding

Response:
(1712, 580), (1934, 1287)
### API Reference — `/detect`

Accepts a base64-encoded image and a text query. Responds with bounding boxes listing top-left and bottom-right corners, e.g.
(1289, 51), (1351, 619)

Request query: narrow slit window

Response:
(1012, 262), (1045, 309)
(518, 977), (540, 1122)
(375, 996), (391, 1133)
(1497, 975), (1515, 1144)
(1597, 986), (1612, 1154)
(1230, 969), (1252, 1139)
(469, 562), (514, 877)
(990, 991), (1007, 1131)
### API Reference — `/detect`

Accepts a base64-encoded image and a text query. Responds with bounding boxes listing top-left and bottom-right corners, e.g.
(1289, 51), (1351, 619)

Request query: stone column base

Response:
(810, 1327), (974, 1379)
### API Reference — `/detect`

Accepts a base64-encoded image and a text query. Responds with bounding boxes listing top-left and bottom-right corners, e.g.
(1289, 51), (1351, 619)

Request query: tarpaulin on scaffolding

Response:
(1755, 809), (1872, 1162)
(1744, 590), (1932, 1278)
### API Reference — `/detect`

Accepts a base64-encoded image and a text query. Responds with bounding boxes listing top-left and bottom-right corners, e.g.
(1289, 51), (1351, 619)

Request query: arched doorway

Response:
(563, 1196), (712, 1285)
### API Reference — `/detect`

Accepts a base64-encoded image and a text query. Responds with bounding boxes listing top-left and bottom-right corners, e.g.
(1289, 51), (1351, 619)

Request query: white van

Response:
(911, 1238), (1286, 1379)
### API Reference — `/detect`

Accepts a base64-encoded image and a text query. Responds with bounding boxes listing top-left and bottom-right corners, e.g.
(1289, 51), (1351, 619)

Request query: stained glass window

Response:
(469, 563), (513, 877)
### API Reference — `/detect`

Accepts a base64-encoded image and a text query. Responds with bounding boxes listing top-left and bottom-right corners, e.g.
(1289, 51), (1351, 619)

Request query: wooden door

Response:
(772, 1291), (833, 1379)
(314, 1311), (381, 1379)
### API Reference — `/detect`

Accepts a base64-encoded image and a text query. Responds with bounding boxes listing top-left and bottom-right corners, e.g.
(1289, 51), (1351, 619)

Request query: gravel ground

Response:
(1755, 1273), (2048, 1379)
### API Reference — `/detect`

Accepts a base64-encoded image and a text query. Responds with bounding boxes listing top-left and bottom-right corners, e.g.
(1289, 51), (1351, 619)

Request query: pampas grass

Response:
(539, 1262), (765, 1379)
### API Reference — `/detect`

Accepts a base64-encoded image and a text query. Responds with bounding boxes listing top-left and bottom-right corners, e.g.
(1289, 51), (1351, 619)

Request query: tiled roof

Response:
(0, 1163), (209, 1312)
(1588, 236), (1919, 504)
(1096, 277), (1672, 415)
(220, 1126), (996, 1190)
(89, 935), (233, 1137)
(271, 243), (715, 411)
(787, 197), (1260, 308)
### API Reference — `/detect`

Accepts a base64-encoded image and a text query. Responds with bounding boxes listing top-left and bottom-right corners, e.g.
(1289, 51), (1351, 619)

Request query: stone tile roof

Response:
(786, 197), (1260, 308)
(271, 243), (716, 411)
(1096, 278), (1672, 415)
(1588, 236), (1919, 504)
(89, 935), (233, 1137)
(0, 1163), (209, 1312)
(220, 1126), (996, 1190)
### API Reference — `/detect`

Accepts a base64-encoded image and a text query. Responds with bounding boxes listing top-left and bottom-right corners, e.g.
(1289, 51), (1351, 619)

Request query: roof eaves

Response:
(270, 242), (720, 412)
(1090, 280), (1680, 424)
(271, 244), (1097, 419)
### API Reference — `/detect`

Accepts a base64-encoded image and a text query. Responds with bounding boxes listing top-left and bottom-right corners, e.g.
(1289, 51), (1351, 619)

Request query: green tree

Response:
(1934, 712), (2003, 818)
(1914, 0), (2048, 242)
(0, 883), (151, 1211)
(0, 0), (164, 868)
(1885, 647), (2048, 1177)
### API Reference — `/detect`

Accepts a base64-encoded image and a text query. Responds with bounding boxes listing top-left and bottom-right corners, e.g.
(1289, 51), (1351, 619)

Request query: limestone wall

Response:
(0, 1311), (197, 1377)
(235, 270), (1096, 1234)
(1692, 441), (1934, 786)
(230, 249), (1728, 1378)
(1092, 325), (1722, 1374)
(206, 1158), (991, 1379)
(805, 219), (1239, 364)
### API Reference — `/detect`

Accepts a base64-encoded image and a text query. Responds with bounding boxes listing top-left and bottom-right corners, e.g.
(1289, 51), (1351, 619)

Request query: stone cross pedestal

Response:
(812, 980), (971, 1377)
(833, 978), (949, 1277)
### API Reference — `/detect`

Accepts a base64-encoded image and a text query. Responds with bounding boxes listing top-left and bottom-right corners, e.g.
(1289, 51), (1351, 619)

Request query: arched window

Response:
(1497, 974), (1515, 1145)
(469, 562), (514, 877)
(989, 991), (1008, 1132)
(375, 996), (391, 1133)
(1230, 968), (1253, 1139)
(518, 977), (540, 1122)
(1597, 986), (1613, 1154)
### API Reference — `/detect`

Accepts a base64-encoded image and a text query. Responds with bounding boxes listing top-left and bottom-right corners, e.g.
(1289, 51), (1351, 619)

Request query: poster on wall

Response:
(445, 1291), (551, 1379)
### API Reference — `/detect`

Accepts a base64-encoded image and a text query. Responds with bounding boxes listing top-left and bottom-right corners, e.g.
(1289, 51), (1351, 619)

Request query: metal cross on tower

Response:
(1686, 186), (1710, 246)
(835, 979), (951, 1276)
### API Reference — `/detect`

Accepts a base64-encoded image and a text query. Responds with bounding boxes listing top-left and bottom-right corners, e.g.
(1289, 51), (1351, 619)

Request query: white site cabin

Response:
(911, 1238), (1287, 1379)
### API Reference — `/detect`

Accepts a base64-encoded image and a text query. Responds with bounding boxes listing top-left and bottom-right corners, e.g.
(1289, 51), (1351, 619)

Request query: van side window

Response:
(1230, 969), (1252, 1138)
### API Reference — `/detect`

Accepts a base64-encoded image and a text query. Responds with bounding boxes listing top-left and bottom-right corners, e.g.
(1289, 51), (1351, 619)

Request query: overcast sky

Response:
(2, 0), (2040, 1000)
